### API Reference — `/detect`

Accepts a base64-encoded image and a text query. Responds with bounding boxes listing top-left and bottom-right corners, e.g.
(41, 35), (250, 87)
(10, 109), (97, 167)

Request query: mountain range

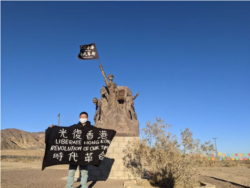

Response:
(1, 128), (45, 150)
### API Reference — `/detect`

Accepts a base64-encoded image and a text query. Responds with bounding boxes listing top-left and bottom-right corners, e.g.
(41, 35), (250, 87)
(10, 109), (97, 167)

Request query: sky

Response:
(1, 1), (250, 154)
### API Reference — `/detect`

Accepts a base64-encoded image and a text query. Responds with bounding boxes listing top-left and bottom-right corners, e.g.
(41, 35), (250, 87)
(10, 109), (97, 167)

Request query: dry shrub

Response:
(123, 117), (216, 188)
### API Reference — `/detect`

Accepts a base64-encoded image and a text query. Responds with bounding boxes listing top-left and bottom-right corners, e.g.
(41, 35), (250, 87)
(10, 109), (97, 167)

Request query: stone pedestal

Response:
(85, 136), (140, 180)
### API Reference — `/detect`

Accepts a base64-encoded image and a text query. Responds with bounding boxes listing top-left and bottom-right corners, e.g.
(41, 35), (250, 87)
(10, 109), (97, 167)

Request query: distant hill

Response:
(1, 128), (45, 150)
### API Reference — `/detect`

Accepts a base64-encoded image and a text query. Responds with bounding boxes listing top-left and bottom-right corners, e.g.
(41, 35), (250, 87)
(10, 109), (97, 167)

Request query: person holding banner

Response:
(50, 111), (91, 188)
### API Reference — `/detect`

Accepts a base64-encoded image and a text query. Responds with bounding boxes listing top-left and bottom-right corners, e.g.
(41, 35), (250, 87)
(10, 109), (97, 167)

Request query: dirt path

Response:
(2, 161), (250, 188)
(199, 176), (249, 188)
(1, 161), (127, 188)
(198, 166), (250, 187)
(1, 150), (44, 156)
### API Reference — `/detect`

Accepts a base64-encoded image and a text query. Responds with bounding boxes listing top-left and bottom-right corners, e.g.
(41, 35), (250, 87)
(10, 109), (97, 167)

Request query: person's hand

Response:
(49, 124), (55, 128)
(99, 65), (103, 70)
(137, 92), (139, 95)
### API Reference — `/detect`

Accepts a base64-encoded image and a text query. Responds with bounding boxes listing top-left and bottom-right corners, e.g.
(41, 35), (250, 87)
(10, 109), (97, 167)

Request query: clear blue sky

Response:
(1, 2), (250, 154)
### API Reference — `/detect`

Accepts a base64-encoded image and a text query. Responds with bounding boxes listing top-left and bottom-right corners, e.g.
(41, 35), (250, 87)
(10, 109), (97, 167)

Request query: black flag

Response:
(42, 125), (116, 170)
(78, 43), (99, 60)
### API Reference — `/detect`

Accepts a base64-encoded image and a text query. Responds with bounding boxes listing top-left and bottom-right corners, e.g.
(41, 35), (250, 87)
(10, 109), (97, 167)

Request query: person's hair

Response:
(79, 112), (88, 117)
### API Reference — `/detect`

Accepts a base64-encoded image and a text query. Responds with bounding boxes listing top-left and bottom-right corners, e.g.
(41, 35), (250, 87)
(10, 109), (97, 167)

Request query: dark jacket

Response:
(69, 120), (93, 129)
(52, 121), (93, 128)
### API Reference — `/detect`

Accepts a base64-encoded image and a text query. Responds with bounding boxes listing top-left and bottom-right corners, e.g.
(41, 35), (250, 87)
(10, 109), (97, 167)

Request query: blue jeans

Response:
(66, 164), (88, 188)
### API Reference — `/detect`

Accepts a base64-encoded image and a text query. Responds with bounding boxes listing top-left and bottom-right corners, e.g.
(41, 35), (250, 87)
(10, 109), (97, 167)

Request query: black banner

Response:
(78, 42), (99, 60)
(42, 125), (116, 170)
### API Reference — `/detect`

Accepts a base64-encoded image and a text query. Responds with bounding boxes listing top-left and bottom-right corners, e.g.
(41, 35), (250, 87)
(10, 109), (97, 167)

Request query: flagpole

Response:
(94, 42), (102, 66)
(58, 113), (60, 126)
(98, 58), (102, 66)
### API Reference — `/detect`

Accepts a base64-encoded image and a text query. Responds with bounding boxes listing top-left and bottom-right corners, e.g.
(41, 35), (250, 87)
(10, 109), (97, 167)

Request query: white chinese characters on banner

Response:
(72, 129), (82, 140)
(98, 151), (105, 160)
(85, 152), (93, 163)
(83, 45), (95, 50)
(59, 128), (68, 138)
(69, 152), (78, 162)
(80, 44), (96, 58)
(53, 152), (63, 161)
(86, 130), (94, 140)
(98, 130), (108, 139)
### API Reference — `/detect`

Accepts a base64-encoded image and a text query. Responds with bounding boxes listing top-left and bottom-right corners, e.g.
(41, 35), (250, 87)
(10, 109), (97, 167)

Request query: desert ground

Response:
(1, 161), (127, 188)
(1, 150), (250, 188)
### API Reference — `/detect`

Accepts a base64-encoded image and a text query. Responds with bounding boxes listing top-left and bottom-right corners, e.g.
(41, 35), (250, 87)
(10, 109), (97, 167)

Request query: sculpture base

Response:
(94, 113), (139, 136)
(85, 136), (140, 180)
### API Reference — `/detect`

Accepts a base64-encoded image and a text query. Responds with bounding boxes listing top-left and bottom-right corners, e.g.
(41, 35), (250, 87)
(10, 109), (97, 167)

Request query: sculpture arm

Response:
(133, 92), (139, 100)
(99, 65), (109, 86)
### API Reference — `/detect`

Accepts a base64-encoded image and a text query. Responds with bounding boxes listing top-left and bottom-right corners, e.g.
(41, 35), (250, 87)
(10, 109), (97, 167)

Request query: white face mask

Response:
(79, 118), (88, 124)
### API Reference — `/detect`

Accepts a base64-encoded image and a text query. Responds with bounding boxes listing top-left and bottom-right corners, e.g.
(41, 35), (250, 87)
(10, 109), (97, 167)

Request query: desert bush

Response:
(123, 117), (204, 188)
(123, 117), (222, 187)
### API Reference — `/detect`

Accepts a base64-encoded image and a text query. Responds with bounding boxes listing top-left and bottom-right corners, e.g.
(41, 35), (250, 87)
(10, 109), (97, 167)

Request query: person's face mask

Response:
(79, 118), (88, 124)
